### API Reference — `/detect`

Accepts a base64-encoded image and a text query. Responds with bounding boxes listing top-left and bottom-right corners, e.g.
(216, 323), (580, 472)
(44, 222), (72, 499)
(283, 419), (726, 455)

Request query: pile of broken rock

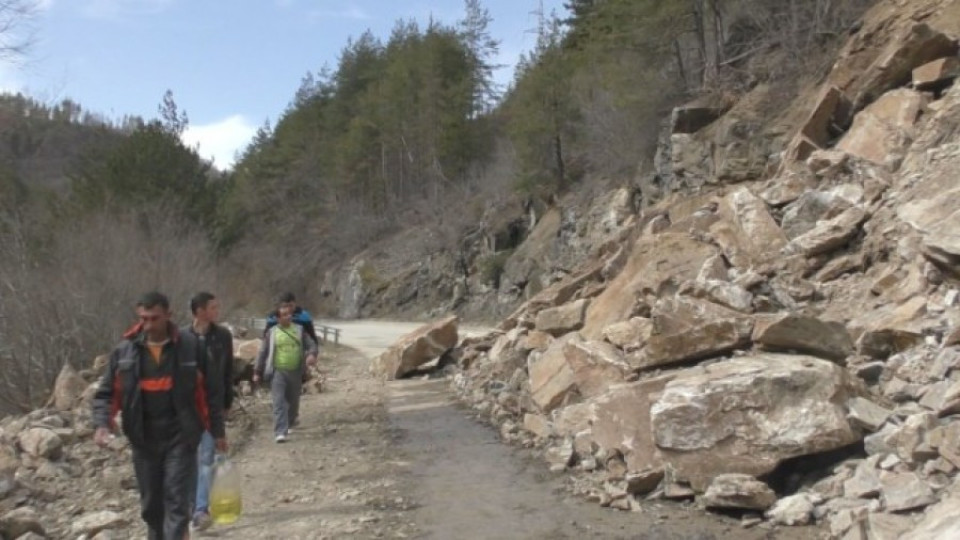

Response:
(0, 341), (258, 540)
(449, 1), (960, 538)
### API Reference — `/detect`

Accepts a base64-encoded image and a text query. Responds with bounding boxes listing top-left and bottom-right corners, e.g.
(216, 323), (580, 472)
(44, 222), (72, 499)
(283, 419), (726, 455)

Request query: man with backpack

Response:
(183, 292), (235, 532)
(264, 292), (320, 346)
(265, 292), (321, 384)
(93, 291), (226, 540)
(254, 304), (317, 442)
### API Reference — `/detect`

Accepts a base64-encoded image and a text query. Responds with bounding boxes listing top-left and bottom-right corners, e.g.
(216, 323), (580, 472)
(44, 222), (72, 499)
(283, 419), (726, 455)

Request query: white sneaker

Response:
(275, 433), (287, 443)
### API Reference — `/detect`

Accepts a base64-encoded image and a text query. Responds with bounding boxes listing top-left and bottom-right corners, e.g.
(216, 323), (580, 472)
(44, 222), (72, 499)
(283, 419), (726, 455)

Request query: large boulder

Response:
(0, 507), (44, 539)
(18, 428), (63, 460)
(850, 23), (958, 109)
(233, 338), (262, 380)
(650, 353), (863, 490)
(850, 296), (928, 359)
(913, 56), (959, 90)
(633, 297), (753, 370)
(701, 474), (777, 510)
(589, 374), (676, 473)
(900, 485), (960, 540)
(371, 316), (459, 379)
(48, 362), (87, 411)
(799, 86), (853, 151)
(836, 89), (926, 166)
(529, 335), (633, 413)
(581, 233), (718, 339)
(71, 511), (129, 537)
(710, 187), (787, 268)
(535, 299), (590, 337)
(787, 206), (868, 257)
(601, 317), (653, 352)
(752, 314), (854, 362)
(780, 191), (852, 240)
(898, 187), (960, 274)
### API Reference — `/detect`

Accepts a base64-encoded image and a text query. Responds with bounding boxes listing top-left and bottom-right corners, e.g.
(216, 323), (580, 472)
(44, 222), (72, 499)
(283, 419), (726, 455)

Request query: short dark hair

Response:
(190, 292), (216, 315)
(137, 291), (170, 310)
(277, 292), (296, 304)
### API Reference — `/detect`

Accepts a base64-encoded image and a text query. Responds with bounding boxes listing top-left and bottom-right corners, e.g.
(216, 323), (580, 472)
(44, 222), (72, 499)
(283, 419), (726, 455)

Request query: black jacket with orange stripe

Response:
(92, 322), (226, 450)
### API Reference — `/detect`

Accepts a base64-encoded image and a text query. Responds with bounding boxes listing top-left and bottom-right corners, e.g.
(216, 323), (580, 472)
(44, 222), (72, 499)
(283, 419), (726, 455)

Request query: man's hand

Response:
(94, 427), (114, 448)
(306, 354), (317, 367)
(216, 438), (229, 453)
(252, 374), (261, 384)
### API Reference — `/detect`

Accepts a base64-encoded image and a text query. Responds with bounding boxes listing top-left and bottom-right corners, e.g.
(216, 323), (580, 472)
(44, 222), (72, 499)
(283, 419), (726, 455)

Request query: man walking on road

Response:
(183, 292), (235, 532)
(254, 304), (317, 442)
(93, 291), (227, 540)
(264, 291), (320, 346)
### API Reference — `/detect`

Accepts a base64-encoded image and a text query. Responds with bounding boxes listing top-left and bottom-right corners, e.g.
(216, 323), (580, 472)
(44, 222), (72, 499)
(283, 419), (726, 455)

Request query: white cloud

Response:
(182, 115), (257, 171)
(36, 0), (54, 11)
(81, 0), (173, 21)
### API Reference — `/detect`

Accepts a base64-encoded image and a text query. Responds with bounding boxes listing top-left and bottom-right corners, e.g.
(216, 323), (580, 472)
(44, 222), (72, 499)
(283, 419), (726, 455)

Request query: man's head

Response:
(277, 305), (294, 328)
(136, 291), (171, 337)
(190, 292), (220, 324)
(276, 292), (297, 315)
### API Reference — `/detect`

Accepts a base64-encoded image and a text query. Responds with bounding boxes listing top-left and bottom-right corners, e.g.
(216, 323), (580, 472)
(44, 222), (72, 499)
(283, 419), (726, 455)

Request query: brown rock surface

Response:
(589, 374), (676, 473)
(712, 187), (787, 268)
(371, 316), (459, 379)
(752, 314), (854, 362)
(535, 298), (590, 337)
(913, 56), (960, 89)
(836, 89), (926, 165)
(581, 233), (718, 339)
(48, 363), (87, 411)
(651, 354), (862, 490)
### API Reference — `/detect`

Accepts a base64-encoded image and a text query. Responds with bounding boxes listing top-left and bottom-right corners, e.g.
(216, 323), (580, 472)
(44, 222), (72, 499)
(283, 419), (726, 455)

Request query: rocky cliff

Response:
(446, 0), (960, 537)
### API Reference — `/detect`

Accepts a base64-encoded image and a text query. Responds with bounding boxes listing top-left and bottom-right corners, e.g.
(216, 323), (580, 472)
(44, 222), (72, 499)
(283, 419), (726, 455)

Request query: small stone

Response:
(71, 511), (128, 536)
(17, 428), (63, 460)
(702, 474), (776, 510)
(879, 454), (901, 470)
(0, 507), (44, 539)
(847, 397), (892, 432)
(625, 468), (664, 496)
(663, 482), (696, 500)
(604, 456), (628, 481)
(880, 471), (936, 512)
(765, 493), (815, 526)
(854, 361), (885, 385)
(844, 461), (881, 499)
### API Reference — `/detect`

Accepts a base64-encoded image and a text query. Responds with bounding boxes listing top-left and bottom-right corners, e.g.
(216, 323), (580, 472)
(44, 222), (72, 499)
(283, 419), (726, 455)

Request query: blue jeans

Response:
(194, 431), (215, 515)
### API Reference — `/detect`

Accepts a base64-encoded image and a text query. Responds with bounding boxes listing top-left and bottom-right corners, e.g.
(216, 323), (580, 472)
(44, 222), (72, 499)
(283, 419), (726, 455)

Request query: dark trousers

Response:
(132, 440), (197, 540)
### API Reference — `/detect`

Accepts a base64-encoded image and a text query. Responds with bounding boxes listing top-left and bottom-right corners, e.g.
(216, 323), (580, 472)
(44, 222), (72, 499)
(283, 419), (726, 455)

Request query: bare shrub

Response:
(0, 205), (218, 414)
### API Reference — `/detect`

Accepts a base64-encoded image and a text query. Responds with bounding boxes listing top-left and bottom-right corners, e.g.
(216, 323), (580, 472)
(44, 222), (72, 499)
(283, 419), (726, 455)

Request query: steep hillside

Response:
(437, 0), (960, 536)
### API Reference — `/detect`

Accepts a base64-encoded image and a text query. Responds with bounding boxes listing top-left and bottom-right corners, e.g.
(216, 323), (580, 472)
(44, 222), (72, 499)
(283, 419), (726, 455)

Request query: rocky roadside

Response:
(371, 1), (960, 537)
(0, 360), (258, 540)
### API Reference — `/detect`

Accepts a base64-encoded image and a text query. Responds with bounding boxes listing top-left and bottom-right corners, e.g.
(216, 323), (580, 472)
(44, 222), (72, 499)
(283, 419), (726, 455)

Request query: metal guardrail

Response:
(237, 317), (341, 346)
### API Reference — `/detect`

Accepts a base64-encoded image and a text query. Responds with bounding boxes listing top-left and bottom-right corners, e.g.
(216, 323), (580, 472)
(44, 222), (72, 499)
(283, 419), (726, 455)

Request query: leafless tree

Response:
(0, 0), (39, 62)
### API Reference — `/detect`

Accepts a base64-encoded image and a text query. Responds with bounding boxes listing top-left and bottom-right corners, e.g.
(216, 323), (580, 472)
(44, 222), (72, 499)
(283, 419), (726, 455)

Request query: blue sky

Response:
(0, 0), (565, 169)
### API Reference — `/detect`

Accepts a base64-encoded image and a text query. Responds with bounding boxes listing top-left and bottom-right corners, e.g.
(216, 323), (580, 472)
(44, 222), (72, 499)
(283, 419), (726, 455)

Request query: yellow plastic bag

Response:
(209, 455), (243, 525)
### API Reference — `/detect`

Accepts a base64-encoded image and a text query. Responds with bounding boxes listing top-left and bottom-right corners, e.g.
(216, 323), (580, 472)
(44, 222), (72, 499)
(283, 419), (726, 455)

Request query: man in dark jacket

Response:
(93, 291), (227, 540)
(183, 292), (234, 532)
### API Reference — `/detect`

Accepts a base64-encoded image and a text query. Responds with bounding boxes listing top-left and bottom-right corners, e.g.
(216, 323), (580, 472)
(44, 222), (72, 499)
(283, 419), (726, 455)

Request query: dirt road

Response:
(208, 321), (817, 540)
